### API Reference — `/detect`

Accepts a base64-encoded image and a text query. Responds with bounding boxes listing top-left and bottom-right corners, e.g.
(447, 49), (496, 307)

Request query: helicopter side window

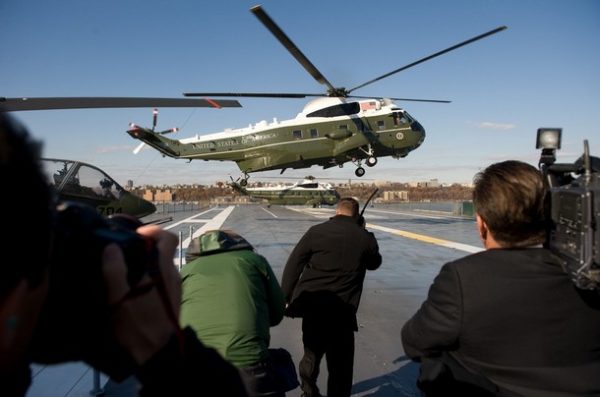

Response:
(76, 165), (122, 200)
(310, 128), (318, 138)
(377, 120), (385, 130)
(392, 111), (409, 126)
(42, 159), (74, 187)
(306, 102), (360, 118)
(402, 111), (415, 123)
(293, 130), (303, 139)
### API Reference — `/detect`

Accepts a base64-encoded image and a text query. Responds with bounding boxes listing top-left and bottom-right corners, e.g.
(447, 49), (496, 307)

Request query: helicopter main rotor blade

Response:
(184, 92), (323, 99)
(250, 5), (337, 94)
(185, 92), (451, 103)
(348, 26), (507, 94)
(0, 97), (242, 112)
(347, 95), (451, 103)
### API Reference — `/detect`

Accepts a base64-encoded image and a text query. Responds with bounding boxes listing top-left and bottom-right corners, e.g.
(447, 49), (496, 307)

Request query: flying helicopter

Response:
(42, 158), (156, 218)
(229, 175), (340, 208)
(127, 5), (506, 186)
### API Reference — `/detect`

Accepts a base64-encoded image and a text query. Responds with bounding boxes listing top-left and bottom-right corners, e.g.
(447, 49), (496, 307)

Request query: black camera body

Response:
(537, 128), (600, 290)
(30, 202), (156, 379)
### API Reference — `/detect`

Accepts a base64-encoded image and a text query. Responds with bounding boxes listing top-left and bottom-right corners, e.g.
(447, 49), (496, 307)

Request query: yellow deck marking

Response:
(367, 223), (483, 254)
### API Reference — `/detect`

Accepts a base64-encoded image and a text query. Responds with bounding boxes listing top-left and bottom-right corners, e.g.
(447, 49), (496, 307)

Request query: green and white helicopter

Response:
(229, 175), (340, 208)
(127, 5), (506, 186)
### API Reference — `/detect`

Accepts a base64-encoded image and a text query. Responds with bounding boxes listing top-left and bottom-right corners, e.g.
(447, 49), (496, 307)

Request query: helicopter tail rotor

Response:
(131, 108), (179, 154)
(133, 141), (146, 155)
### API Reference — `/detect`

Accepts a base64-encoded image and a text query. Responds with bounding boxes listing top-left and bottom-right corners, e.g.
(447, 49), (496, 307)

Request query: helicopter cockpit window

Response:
(74, 165), (123, 201)
(306, 102), (360, 118)
(402, 111), (415, 123)
(392, 111), (410, 126)
(42, 159), (75, 187)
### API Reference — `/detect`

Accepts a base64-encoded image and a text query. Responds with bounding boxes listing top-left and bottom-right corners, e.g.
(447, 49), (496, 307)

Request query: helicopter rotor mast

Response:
(184, 5), (506, 103)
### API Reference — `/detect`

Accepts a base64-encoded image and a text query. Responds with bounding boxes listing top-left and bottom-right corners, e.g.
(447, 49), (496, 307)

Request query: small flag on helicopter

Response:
(360, 101), (377, 111)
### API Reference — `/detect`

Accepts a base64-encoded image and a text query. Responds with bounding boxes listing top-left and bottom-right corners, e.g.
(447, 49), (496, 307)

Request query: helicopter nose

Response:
(411, 121), (426, 146)
(140, 198), (157, 217)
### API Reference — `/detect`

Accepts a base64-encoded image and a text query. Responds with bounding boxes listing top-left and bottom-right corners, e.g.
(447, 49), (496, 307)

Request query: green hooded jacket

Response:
(180, 230), (285, 368)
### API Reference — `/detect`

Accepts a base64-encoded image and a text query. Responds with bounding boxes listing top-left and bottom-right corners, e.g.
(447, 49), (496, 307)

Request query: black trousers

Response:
(299, 315), (355, 397)
(239, 360), (286, 397)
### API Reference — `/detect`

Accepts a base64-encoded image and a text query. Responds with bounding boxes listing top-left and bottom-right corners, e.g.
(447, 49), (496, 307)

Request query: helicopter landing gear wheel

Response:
(355, 167), (366, 177)
(366, 156), (378, 167)
(240, 173), (249, 187)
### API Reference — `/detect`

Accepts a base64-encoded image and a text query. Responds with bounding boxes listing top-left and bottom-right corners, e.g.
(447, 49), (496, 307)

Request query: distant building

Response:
(409, 179), (440, 188)
(125, 180), (134, 191)
(143, 189), (153, 201)
(382, 190), (409, 202)
(143, 189), (176, 202)
(155, 189), (176, 202)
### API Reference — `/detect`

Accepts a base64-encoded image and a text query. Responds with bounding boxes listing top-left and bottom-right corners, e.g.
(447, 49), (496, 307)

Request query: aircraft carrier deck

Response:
(27, 203), (481, 397)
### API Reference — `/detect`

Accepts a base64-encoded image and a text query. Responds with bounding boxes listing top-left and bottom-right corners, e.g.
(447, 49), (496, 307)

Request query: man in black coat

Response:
(282, 197), (381, 397)
(401, 160), (600, 396)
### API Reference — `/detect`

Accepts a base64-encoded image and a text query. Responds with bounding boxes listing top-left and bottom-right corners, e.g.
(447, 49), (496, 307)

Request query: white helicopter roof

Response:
(298, 97), (345, 115)
(180, 97), (398, 144)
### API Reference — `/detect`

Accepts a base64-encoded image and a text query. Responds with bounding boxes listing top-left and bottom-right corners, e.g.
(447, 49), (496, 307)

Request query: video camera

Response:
(536, 128), (600, 290)
(30, 202), (157, 380)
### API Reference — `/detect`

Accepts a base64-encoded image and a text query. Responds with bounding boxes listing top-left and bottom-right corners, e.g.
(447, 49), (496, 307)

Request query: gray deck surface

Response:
(28, 203), (480, 396)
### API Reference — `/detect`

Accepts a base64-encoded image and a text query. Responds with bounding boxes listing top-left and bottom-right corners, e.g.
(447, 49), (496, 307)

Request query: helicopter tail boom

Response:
(127, 126), (181, 158)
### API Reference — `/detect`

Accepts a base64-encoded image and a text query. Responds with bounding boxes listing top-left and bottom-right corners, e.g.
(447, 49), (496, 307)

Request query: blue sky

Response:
(2, 0), (599, 186)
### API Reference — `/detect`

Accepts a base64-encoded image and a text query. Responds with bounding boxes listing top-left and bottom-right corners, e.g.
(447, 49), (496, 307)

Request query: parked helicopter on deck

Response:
(42, 158), (156, 218)
(229, 175), (340, 207)
(127, 5), (506, 186)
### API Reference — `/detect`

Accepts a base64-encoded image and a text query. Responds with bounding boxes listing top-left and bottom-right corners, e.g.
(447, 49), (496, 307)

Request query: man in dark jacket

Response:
(401, 160), (600, 396)
(282, 197), (382, 397)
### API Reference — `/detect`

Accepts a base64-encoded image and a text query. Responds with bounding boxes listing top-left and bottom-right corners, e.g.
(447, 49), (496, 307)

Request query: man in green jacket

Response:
(180, 229), (290, 396)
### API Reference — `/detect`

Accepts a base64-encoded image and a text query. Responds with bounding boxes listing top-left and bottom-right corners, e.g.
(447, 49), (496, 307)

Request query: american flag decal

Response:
(360, 101), (377, 111)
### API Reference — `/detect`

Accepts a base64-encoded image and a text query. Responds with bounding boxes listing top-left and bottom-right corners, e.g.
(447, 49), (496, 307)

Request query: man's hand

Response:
(102, 226), (180, 365)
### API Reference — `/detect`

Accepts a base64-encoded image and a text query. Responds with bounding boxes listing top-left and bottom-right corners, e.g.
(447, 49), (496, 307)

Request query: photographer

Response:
(0, 113), (248, 396)
(401, 160), (600, 396)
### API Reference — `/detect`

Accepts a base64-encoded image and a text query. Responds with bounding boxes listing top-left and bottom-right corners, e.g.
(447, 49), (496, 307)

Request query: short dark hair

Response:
(473, 160), (547, 247)
(337, 197), (359, 217)
(0, 113), (53, 295)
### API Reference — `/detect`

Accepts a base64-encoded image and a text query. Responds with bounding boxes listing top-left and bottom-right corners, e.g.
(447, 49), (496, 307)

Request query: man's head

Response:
(336, 197), (359, 218)
(473, 160), (547, 248)
(185, 229), (253, 262)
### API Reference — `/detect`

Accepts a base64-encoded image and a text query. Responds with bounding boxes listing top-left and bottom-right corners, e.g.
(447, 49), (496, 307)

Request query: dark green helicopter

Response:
(0, 96), (242, 218)
(230, 175), (340, 208)
(128, 5), (506, 186)
(42, 158), (156, 218)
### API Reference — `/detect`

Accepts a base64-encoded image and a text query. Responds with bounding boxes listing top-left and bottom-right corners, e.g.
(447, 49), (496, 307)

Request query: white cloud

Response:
(477, 122), (516, 130)
(96, 145), (135, 154)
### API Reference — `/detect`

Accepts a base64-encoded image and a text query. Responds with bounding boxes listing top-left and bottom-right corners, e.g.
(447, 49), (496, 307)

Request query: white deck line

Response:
(367, 223), (483, 254)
